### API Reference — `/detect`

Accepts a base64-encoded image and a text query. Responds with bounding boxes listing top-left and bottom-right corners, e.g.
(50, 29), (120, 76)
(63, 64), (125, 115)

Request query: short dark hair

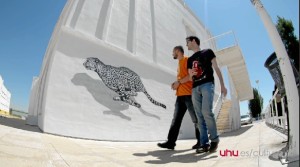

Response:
(173, 46), (184, 54)
(186, 36), (200, 46)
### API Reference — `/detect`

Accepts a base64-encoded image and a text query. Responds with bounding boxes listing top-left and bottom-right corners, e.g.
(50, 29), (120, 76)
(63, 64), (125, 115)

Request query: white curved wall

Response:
(28, 0), (217, 141)
(0, 75), (11, 113)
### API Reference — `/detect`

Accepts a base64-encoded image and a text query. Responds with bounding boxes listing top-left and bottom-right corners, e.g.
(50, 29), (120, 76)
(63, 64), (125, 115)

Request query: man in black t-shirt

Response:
(186, 36), (227, 153)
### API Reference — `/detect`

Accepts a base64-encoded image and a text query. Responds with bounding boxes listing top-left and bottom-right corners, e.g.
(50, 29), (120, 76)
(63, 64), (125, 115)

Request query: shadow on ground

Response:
(220, 124), (253, 137)
(269, 144), (288, 161)
(266, 122), (288, 135)
(133, 149), (217, 164)
(269, 144), (300, 167)
(0, 116), (41, 133)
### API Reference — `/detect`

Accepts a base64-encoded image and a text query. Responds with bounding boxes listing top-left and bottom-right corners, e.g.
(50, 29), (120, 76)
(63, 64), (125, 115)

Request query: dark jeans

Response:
(167, 95), (200, 145)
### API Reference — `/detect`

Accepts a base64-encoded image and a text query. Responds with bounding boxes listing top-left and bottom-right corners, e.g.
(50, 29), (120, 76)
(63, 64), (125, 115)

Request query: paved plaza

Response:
(0, 117), (298, 167)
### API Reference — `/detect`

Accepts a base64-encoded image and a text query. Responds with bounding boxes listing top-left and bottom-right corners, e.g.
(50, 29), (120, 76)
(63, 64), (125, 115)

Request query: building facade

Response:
(27, 0), (252, 141)
(0, 75), (11, 113)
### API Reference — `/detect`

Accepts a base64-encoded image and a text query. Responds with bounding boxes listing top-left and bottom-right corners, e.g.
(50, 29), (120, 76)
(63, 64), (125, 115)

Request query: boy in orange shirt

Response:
(157, 46), (200, 150)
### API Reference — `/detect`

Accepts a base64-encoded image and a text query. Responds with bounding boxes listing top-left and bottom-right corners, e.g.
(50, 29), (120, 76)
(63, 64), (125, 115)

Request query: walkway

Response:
(0, 117), (298, 167)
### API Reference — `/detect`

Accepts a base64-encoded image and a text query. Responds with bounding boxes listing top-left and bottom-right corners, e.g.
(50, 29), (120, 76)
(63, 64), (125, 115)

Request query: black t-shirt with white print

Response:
(187, 49), (216, 88)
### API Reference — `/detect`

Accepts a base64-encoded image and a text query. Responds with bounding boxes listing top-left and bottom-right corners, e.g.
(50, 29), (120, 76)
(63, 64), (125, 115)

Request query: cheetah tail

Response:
(143, 91), (166, 109)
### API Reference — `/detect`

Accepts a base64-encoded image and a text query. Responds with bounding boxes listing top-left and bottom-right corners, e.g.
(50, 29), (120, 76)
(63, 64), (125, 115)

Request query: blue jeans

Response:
(167, 96), (200, 145)
(192, 82), (219, 146)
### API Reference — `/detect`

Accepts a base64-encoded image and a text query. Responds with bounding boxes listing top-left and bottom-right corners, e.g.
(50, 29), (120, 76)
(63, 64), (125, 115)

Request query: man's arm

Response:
(212, 58), (227, 97)
(171, 75), (191, 90)
(172, 58), (194, 90)
(178, 75), (191, 84)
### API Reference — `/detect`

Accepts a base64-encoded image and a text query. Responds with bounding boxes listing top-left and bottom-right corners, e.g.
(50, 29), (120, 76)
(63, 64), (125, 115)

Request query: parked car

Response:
(241, 115), (252, 125)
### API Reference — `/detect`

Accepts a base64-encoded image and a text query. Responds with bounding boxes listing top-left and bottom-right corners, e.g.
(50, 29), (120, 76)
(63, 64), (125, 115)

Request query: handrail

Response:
(202, 31), (235, 44)
(201, 31), (238, 52)
(264, 88), (287, 133)
(213, 93), (223, 120)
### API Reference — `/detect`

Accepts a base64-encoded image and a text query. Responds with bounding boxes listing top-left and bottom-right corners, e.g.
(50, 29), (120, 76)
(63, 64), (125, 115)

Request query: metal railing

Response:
(213, 93), (223, 121)
(201, 30), (238, 52)
(264, 88), (288, 134)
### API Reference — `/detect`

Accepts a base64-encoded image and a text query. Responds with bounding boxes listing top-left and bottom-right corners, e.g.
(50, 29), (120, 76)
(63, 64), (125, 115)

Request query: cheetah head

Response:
(83, 57), (103, 72)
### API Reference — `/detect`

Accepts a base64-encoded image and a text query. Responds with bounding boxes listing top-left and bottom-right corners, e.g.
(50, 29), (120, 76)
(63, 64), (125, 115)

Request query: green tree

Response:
(276, 16), (299, 72)
(248, 88), (263, 119)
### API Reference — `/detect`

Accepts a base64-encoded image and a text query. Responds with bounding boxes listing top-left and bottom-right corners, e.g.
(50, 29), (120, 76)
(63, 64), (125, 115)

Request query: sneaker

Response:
(192, 143), (201, 149)
(209, 141), (219, 152)
(157, 142), (175, 150)
(196, 145), (210, 153)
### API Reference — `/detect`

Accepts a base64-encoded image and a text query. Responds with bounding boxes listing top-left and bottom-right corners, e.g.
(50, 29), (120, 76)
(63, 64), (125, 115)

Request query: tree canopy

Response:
(248, 88), (263, 118)
(276, 16), (299, 72)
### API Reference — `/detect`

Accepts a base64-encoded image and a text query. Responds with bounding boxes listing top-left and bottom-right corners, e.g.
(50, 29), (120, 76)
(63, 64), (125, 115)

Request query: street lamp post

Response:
(250, 0), (299, 163)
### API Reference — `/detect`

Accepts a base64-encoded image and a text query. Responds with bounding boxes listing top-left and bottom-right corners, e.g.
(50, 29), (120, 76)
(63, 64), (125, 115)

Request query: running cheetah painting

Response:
(83, 57), (166, 109)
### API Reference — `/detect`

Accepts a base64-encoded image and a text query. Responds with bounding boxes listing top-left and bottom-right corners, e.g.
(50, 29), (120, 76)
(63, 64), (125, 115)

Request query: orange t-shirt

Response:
(176, 56), (193, 96)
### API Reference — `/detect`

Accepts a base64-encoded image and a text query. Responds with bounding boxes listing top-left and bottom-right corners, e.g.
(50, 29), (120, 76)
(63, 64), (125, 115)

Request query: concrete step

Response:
(221, 104), (231, 107)
(217, 122), (230, 125)
(217, 121), (230, 125)
(217, 127), (231, 131)
(218, 129), (232, 133)
(219, 113), (229, 116)
(217, 124), (230, 127)
(220, 108), (229, 110)
(217, 124), (230, 128)
(218, 114), (229, 117)
(220, 110), (230, 113)
(217, 118), (229, 122)
(218, 129), (231, 132)
(218, 117), (229, 120)
(217, 127), (230, 130)
(217, 115), (229, 118)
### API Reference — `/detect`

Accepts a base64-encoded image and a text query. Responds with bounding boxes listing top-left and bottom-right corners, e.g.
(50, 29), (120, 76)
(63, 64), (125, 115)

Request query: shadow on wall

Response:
(71, 73), (160, 121)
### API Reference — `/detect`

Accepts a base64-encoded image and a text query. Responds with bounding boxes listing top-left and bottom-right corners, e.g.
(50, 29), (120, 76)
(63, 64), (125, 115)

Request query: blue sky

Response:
(0, 0), (299, 115)
(0, 0), (67, 111)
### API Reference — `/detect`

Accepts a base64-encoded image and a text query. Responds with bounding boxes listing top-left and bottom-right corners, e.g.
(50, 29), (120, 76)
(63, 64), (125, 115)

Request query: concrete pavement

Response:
(0, 117), (298, 167)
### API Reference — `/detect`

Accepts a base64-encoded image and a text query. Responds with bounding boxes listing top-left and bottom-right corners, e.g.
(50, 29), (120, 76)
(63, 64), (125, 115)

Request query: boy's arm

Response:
(172, 71), (192, 90)
(212, 57), (227, 97)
